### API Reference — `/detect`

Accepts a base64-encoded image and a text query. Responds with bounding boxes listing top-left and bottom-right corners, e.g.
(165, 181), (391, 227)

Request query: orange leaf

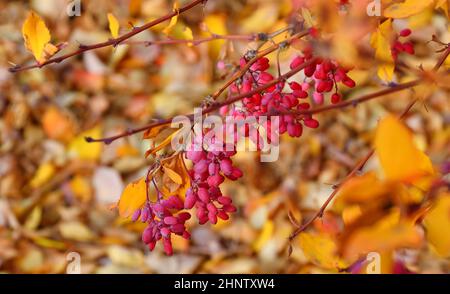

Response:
(142, 124), (169, 140)
(298, 232), (348, 270)
(342, 210), (423, 262)
(160, 153), (190, 199)
(162, 166), (183, 185)
(336, 171), (391, 204)
(374, 115), (434, 183)
(42, 106), (75, 142)
(423, 194), (450, 257)
(118, 177), (147, 218)
(145, 129), (181, 157)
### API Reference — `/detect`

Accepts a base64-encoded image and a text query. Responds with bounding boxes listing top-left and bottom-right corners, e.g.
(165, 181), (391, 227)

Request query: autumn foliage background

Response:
(0, 0), (449, 274)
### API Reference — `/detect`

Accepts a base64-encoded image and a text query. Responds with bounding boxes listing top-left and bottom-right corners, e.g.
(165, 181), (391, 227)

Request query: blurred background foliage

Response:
(0, 0), (449, 273)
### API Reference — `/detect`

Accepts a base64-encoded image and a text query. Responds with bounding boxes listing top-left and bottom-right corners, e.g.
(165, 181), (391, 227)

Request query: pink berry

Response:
(399, 28), (411, 37)
(163, 238), (173, 255)
(313, 92), (324, 105)
(131, 209), (141, 222)
(164, 216), (178, 225)
(402, 42), (414, 55)
(207, 174), (225, 187)
(331, 93), (341, 104)
(304, 118), (320, 129)
(290, 56), (304, 69)
(197, 188), (210, 203)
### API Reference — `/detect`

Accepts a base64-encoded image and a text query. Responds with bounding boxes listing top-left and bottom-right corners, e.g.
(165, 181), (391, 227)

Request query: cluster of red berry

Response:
(134, 49), (357, 255)
(132, 195), (191, 255)
(391, 28), (415, 60)
(224, 48), (355, 139)
(185, 147), (241, 225)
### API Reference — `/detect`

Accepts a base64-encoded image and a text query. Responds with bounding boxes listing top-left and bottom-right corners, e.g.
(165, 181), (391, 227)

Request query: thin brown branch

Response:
(9, 0), (206, 73)
(85, 57), (318, 144)
(86, 35), (449, 145)
(124, 34), (256, 47)
(211, 30), (309, 100)
(433, 43), (450, 71)
(84, 61), (420, 144)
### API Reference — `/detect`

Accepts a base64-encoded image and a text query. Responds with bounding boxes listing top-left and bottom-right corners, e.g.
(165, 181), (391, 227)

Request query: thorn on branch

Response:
(279, 41), (289, 50)
(287, 244), (293, 257)
(244, 49), (257, 60)
(256, 33), (269, 42)
(288, 211), (301, 228)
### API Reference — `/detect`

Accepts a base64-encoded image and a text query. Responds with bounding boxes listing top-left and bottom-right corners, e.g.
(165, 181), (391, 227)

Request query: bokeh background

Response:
(0, 0), (449, 273)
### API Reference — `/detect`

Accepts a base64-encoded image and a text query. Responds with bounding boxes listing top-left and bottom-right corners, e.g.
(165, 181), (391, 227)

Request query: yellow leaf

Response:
(240, 3), (279, 34)
(22, 11), (52, 64)
(384, 0), (435, 19)
(145, 128), (181, 157)
(31, 236), (66, 250)
(203, 14), (228, 58)
(69, 175), (92, 202)
(377, 63), (395, 82)
(163, 166), (183, 185)
(370, 20), (395, 82)
(301, 8), (315, 28)
(299, 232), (348, 270)
(253, 220), (274, 252)
(374, 115), (434, 183)
(24, 206), (42, 230)
(118, 177), (147, 218)
(107, 13), (120, 38)
(408, 7), (433, 29)
(30, 162), (55, 188)
(162, 1), (179, 36)
(182, 26), (194, 47)
(68, 126), (103, 161)
(423, 194), (450, 257)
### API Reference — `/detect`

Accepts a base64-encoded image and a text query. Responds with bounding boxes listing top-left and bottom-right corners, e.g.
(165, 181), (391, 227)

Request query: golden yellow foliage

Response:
(370, 19), (395, 82)
(384, 0), (435, 18)
(374, 115), (434, 183)
(423, 194), (450, 257)
(118, 177), (147, 218)
(22, 11), (53, 64)
(68, 126), (103, 161)
(107, 13), (120, 38)
(299, 232), (348, 270)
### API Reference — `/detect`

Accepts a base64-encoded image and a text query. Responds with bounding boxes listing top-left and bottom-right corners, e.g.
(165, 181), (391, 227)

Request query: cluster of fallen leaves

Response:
(0, 0), (449, 273)
(296, 115), (447, 273)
